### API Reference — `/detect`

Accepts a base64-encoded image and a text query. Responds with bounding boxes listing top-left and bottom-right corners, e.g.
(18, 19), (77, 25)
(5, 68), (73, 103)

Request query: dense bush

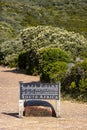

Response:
(18, 47), (70, 79)
(0, 38), (23, 66)
(7, 54), (18, 68)
(25, 48), (39, 75)
(62, 60), (87, 101)
(38, 47), (71, 64)
(18, 48), (39, 75)
(40, 61), (67, 83)
(18, 51), (27, 69)
(38, 47), (70, 83)
(19, 26), (87, 58)
(0, 22), (15, 43)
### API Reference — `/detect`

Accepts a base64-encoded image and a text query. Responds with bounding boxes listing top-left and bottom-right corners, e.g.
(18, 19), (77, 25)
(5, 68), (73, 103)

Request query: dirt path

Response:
(0, 66), (87, 130)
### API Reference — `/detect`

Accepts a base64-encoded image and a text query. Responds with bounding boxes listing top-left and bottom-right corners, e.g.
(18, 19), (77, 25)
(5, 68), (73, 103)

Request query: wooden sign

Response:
(19, 81), (60, 118)
(20, 82), (60, 100)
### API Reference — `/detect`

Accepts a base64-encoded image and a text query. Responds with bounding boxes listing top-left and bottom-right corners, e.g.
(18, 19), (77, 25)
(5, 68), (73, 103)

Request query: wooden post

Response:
(19, 100), (24, 118)
(19, 81), (24, 118)
(56, 100), (60, 118)
(56, 82), (60, 118)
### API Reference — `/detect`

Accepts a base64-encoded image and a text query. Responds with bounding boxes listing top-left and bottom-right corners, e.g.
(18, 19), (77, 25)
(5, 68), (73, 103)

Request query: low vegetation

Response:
(62, 60), (87, 101)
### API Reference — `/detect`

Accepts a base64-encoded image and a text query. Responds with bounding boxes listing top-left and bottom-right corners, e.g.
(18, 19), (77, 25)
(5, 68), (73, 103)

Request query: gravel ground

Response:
(0, 66), (87, 130)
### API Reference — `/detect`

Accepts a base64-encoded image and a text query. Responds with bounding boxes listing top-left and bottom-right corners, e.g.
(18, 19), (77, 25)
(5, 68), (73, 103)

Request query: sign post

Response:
(19, 81), (60, 118)
(19, 100), (24, 118)
(56, 82), (61, 118)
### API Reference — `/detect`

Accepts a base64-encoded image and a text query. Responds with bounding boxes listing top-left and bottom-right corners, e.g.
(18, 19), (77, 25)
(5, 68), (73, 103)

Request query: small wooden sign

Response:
(20, 82), (60, 100)
(19, 81), (60, 118)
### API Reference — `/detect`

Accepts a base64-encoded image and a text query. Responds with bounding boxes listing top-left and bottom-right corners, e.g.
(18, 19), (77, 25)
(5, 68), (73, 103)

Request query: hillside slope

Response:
(0, 0), (87, 41)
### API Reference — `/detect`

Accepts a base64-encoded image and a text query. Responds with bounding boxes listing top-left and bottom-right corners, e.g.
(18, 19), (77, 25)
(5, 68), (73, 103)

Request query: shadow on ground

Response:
(1, 68), (26, 75)
(2, 112), (19, 118)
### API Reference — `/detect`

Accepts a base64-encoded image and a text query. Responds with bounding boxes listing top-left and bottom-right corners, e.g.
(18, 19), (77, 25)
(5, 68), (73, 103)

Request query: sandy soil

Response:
(0, 66), (87, 130)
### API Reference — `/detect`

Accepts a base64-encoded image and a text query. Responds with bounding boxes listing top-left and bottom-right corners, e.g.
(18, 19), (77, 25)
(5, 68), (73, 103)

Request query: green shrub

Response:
(69, 82), (76, 90)
(18, 51), (27, 69)
(8, 54), (18, 68)
(40, 61), (67, 83)
(62, 60), (87, 101)
(2, 54), (19, 67)
(38, 47), (69, 83)
(25, 49), (39, 75)
(79, 79), (87, 93)
(39, 47), (70, 66)
(18, 49), (39, 75)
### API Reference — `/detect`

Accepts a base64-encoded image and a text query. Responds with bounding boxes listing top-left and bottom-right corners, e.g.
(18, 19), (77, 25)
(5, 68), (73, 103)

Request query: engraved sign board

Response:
(20, 82), (60, 100)
(19, 81), (60, 118)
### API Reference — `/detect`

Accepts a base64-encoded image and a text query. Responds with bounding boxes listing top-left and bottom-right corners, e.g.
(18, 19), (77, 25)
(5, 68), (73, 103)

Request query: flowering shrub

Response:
(1, 25), (87, 68)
